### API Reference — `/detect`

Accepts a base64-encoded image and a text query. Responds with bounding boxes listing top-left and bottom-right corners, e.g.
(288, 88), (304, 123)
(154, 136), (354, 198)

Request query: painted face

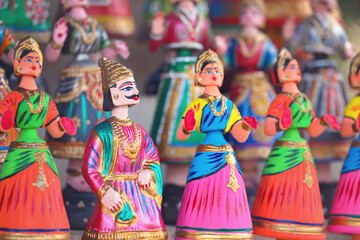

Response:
(15, 52), (42, 78)
(311, 0), (336, 13)
(239, 4), (264, 28)
(349, 68), (360, 88)
(198, 63), (223, 87)
(62, 0), (88, 8)
(109, 77), (140, 107)
(281, 59), (301, 83)
(170, 0), (200, 5)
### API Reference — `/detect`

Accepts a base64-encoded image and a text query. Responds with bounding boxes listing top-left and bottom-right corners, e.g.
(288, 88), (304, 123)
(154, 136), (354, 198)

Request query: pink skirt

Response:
(328, 169), (360, 234)
(175, 165), (253, 239)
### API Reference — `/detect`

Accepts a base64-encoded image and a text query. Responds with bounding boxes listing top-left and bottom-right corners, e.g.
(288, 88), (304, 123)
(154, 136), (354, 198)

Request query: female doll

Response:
(215, 0), (278, 191)
(175, 49), (258, 239)
(45, 0), (129, 228)
(0, 36), (76, 239)
(149, 0), (213, 223)
(327, 54), (360, 240)
(82, 57), (167, 240)
(0, 21), (18, 163)
(251, 48), (340, 239)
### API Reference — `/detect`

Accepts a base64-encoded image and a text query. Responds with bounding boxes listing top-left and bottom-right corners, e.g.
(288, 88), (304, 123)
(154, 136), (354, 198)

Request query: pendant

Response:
(188, 30), (198, 41)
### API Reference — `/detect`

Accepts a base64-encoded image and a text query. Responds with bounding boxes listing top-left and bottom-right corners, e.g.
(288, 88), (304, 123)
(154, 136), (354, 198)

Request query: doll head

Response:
(61, 0), (89, 9)
(348, 53), (360, 89)
(272, 48), (301, 85)
(195, 49), (224, 87)
(99, 57), (139, 112)
(170, 0), (200, 6)
(310, 0), (336, 14)
(14, 36), (43, 78)
(239, 0), (265, 28)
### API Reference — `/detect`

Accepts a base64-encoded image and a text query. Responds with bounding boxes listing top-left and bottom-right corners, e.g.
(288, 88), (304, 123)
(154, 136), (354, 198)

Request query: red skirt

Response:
(0, 163), (71, 238)
(251, 161), (325, 239)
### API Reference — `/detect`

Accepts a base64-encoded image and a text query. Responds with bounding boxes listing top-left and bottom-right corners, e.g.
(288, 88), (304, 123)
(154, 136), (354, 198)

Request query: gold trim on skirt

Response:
(175, 230), (253, 239)
(252, 218), (325, 235)
(273, 140), (309, 149)
(82, 229), (168, 240)
(0, 232), (72, 240)
(328, 217), (360, 227)
(9, 142), (49, 150)
(47, 141), (85, 159)
(196, 144), (234, 153)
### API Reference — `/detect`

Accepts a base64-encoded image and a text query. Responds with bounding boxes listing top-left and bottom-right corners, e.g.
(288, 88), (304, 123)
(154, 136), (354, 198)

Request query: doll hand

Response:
(280, 107), (292, 130)
(357, 113), (360, 131)
(101, 187), (124, 212)
(60, 117), (77, 135)
(214, 35), (228, 55)
(282, 16), (296, 42)
(151, 12), (166, 36)
(137, 169), (152, 190)
(322, 114), (340, 131)
(52, 17), (68, 45)
(344, 41), (356, 60)
(1, 109), (14, 131)
(112, 40), (130, 59)
(242, 116), (259, 129)
(184, 108), (196, 132)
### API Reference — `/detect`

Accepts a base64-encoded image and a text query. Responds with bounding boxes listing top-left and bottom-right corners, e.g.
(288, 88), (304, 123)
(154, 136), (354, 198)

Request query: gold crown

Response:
(98, 57), (134, 93)
(195, 49), (223, 73)
(240, 0), (265, 15)
(15, 36), (43, 65)
(277, 48), (293, 70)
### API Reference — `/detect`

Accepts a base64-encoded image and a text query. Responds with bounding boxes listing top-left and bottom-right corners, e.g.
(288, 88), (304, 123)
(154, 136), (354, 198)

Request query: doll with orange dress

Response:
(175, 49), (258, 239)
(0, 36), (76, 239)
(327, 53), (360, 240)
(81, 57), (167, 239)
(251, 48), (340, 239)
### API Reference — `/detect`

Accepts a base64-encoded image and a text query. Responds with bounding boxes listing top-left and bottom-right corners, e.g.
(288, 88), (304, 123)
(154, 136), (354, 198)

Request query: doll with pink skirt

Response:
(327, 53), (360, 240)
(174, 49), (258, 239)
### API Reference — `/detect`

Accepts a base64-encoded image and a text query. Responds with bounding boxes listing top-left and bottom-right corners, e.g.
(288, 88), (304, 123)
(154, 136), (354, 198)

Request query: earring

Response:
(197, 77), (202, 85)
(113, 94), (119, 100)
(15, 65), (21, 75)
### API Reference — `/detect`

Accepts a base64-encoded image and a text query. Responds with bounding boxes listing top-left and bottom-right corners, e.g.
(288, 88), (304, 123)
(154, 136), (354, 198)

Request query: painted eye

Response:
(206, 71), (212, 74)
(35, 61), (40, 65)
(121, 86), (133, 91)
(25, 59), (32, 63)
(215, 71), (219, 74)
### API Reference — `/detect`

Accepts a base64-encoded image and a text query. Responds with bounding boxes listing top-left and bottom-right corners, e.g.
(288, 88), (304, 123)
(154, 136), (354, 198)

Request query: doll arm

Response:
(341, 116), (359, 138)
(149, 12), (168, 52)
(0, 92), (19, 132)
(101, 40), (130, 60)
(264, 95), (293, 136)
(176, 109), (197, 141)
(230, 116), (259, 143)
(46, 17), (68, 62)
(306, 113), (339, 137)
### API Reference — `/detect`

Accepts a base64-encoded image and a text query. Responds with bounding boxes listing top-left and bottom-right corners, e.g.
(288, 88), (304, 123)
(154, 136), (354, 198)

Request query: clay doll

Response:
(327, 53), (360, 240)
(0, 21), (18, 163)
(45, 0), (129, 228)
(0, 36), (76, 239)
(283, 0), (356, 212)
(251, 48), (340, 240)
(175, 49), (258, 239)
(215, 0), (278, 195)
(149, 0), (213, 224)
(82, 57), (167, 240)
(0, 0), (52, 43)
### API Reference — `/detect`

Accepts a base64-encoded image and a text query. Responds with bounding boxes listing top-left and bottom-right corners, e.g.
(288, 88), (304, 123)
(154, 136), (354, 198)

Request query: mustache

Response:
(125, 94), (139, 99)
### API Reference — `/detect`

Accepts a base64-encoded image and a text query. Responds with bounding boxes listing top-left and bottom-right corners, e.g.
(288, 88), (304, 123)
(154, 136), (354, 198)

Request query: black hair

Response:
(200, 60), (217, 72)
(272, 57), (292, 85)
(20, 50), (33, 60)
(102, 84), (116, 112)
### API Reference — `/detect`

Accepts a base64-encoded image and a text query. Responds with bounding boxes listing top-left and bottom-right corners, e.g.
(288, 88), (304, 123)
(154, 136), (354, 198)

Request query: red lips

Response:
(133, 96), (139, 101)
(32, 66), (36, 70)
(212, 77), (217, 81)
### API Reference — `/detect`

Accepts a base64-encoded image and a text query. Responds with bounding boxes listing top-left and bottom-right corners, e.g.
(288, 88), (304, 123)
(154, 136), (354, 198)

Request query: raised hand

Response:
(242, 116), (259, 129)
(184, 108), (196, 132)
(280, 107), (292, 130)
(60, 117), (76, 135)
(214, 35), (229, 55)
(52, 17), (68, 45)
(282, 16), (296, 42)
(151, 12), (166, 36)
(101, 187), (123, 212)
(112, 40), (130, 59)
(1, 109), (14, 131)
(137, 169), (152, 190)
(322, 114), (340, 131)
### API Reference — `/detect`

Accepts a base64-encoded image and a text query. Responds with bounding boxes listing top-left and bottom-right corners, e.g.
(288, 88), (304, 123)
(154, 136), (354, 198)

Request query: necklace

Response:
(238, 33), (265, 58)
(18, 88), (45, 114)
(67, 16), (97, 45)
(174, 9), (203, 41)
(110, 117), (142, 163)
(206, 95), (227, 117)
(283, 92), (312, 113)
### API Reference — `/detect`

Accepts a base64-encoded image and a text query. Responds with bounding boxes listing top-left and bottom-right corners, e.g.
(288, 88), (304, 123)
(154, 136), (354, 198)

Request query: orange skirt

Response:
(0, 163), (70, 238)
(251, 161), (325, 239)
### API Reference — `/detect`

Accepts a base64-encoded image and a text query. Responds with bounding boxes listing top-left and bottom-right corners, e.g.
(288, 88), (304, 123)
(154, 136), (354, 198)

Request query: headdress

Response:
(240, 0), (265, 16)
(15, 36), (43, 66)
(195, 49), (223, 73)
(272, 48), (294, 85)
(98, 57), (134, 93)
(349, 53), (360, 88)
